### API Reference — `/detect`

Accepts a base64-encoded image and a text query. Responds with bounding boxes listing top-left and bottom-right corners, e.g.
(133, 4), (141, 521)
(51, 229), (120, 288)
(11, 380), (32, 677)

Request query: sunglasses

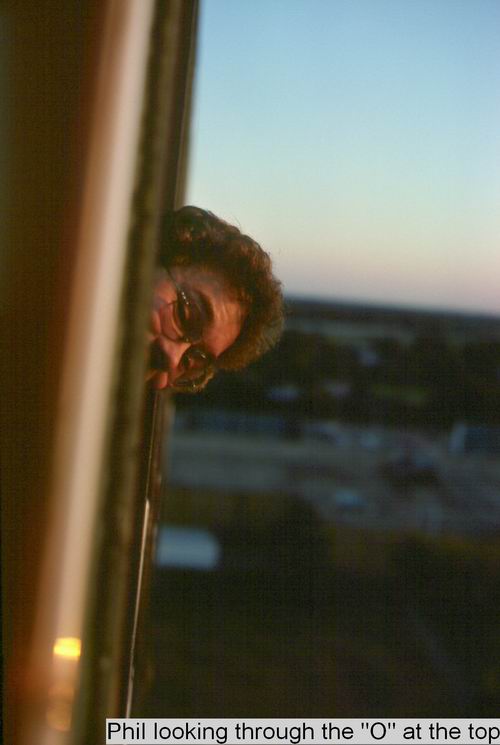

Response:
(157, 271), (217, 392)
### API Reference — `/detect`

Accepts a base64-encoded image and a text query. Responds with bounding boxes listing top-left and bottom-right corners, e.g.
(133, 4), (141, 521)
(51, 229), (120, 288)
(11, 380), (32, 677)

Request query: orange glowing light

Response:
(53, 637), (81, 660)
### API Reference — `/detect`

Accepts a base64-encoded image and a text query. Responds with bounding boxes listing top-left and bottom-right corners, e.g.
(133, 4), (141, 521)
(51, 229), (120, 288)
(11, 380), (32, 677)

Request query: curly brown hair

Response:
(159, 206), (284, 373)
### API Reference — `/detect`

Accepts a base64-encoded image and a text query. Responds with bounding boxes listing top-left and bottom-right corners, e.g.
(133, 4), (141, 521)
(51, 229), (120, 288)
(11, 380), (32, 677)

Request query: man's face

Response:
(147, 265), (245, 391)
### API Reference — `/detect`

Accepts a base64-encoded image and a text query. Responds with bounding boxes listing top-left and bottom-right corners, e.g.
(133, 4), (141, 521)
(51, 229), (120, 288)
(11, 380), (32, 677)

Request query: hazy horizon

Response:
(284, 288), (500, 320)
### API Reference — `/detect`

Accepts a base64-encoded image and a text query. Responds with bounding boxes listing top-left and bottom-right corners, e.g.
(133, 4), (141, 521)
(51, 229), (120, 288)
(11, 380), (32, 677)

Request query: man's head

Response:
(148, 206), (284, 391)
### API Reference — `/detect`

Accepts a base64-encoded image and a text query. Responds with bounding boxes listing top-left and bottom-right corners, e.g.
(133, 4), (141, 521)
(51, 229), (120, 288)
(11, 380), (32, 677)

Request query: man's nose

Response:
(164, 337), (191, 378)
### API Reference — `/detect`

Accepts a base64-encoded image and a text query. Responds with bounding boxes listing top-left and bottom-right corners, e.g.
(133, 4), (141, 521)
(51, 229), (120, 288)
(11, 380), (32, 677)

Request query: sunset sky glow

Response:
(187, 0), (500, 315)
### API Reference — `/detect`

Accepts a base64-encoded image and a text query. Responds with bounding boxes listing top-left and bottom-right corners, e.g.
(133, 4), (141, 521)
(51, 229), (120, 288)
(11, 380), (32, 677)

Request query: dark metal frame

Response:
(1, 2), (199, 742)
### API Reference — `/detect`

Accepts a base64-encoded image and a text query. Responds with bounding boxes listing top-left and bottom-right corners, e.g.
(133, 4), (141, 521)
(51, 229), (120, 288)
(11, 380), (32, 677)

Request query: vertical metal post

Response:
(1, 1), (199, 743)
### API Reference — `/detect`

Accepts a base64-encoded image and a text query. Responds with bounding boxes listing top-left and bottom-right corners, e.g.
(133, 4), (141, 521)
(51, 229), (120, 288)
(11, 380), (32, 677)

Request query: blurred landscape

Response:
(147, 298), (500, 717)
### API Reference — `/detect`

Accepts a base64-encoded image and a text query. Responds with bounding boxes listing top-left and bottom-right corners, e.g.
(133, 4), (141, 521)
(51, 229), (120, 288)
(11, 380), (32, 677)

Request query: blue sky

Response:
(186, 0), (500, 314)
